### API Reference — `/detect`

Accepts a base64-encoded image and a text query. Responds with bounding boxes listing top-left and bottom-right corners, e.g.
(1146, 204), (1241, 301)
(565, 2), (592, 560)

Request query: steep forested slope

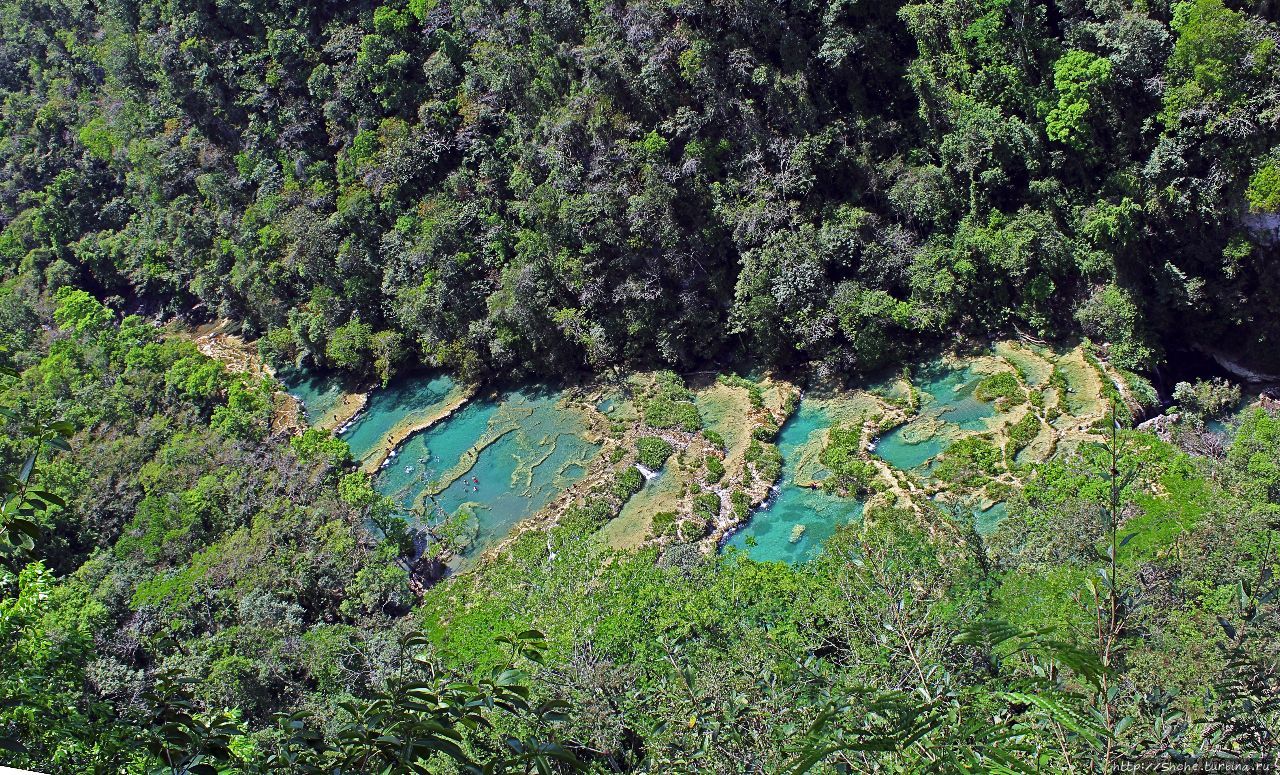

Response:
(3, 0), (1280, 383)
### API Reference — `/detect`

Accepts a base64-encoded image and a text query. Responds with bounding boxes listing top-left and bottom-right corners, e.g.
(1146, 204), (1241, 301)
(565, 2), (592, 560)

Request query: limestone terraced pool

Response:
(376, 387), (600, 556)
(277, 367), (352, 427)
(340, 374), (463, 463)
(283, 340), (1111, 567)
(874, 361), (995, 472)
(724, 401), (864, 563)
(284, 370), (600, 559)
(726, 351), (1075, 561)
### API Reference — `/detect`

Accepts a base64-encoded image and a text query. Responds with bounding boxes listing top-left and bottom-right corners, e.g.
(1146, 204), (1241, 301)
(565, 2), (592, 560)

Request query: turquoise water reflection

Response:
(725, 402), (864, 563)
(876, 362), (993, 471)
(277, 368), (348, 425)
(375, 388), (600, 556)
(973, 501), (1007, 535)
(340, 374), (458, 462)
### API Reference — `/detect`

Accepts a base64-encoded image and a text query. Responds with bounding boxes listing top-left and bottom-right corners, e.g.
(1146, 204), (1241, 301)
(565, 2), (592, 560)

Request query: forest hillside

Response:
(2, 0), (1280, 772)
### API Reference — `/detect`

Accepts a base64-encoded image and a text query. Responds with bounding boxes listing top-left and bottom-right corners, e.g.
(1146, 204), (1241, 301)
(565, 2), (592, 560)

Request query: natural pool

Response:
(340, 374), (461, 462)
(283, 370), (601, 560)
(373, 387), (601, 557)
(287, 354), (1035, 567)
(277, 367), (350, 426)
(973, 501), (1007, 535)
(725, 402), (864, 564)
(876, 361), (994, 471)
(1206, 394), (1256, 436)
(728, 360), (1009, 564)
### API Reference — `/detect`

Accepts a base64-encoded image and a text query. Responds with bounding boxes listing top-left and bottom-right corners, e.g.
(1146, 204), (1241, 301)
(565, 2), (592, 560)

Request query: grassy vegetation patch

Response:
(640, 372), (702, 431)
(650, 509), (709, 542)
(932, 436), (1002, 486)
(717, 374), (764, 408)
(636, 436), (674, 469)
(1006, 412), (1041, 456)
(975, 372), (1023, 404)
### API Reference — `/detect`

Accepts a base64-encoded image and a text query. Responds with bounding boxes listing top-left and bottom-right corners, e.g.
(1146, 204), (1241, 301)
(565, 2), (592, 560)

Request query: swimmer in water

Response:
(472, 476), (478, 484)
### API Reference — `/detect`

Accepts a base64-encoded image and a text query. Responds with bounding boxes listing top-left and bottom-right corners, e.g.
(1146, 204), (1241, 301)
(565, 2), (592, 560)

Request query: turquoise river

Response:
(283, 359), (1010, 565)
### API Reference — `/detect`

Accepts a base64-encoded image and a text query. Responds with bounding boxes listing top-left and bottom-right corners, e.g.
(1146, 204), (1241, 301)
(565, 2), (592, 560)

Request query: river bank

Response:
(213, 326), (1164, 570)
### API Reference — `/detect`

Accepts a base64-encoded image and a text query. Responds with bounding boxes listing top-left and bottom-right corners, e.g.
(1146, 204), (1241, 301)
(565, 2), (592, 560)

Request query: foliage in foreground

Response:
(1, 279), (1279, 773)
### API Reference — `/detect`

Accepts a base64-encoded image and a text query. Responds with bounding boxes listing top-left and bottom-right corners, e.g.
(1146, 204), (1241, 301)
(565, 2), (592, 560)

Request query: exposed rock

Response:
(1244, 212), (1280, 244)
(1198, 345), (1280, 384)
(1137, 412), (1181, 441)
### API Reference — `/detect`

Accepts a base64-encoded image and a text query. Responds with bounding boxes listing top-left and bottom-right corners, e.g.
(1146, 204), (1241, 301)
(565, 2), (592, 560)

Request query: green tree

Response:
(1161, 0), (1277, 133)
(52, 288), (112, 338)
(326, 320), (374, 373)
(1046, 50), (1113, 151)
(210, 377), (274, 441)
(1076, 284), (1154, 370)
(1248, 158), (1280, 213)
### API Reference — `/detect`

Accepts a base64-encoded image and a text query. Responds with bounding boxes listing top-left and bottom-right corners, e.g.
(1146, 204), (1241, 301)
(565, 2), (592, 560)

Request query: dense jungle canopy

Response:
(2, 0), (1279, 381)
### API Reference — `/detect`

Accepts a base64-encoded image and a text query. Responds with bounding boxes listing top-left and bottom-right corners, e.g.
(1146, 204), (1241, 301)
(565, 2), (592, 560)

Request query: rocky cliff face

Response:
(1245, 212), (1280, 244)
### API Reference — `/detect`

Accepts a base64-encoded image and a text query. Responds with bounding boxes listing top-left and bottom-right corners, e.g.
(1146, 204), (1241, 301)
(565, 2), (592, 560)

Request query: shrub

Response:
(752, 420), (779, 441)
(693, 492), (721, 520)
(820, 424), (875, 496)
(1126, 372), (1160, 411)
(933, 437), (1002, 486)
(1173, 378), (1241, 421)
(560, 498), (616, 533)
(258, 327), (299, 368)
(326, 319), (373, 372)
(678, 518), (708, 542)
(1248, 159), (1280, 212)
(705, 455), (725, 483)
(745, 439), (782, 483)
(640, 373), (702, 431)
(1049, 365), (1069, 392)
(781, 391), (799, 416)
(1075, 283), (1155, 370)
(643, 396), (701, 431)
(650, 511), (679, 538)
(612, 467), (644, 501)
(649, 510), (706, 542)
(975, 372), (1023, 404)
(211, 377), (274, 442)
(1006, 412), (1041, 456)
(636, 437), (674, 469)
(703, 429), (725, 449)
(291, 429), (352, 470)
